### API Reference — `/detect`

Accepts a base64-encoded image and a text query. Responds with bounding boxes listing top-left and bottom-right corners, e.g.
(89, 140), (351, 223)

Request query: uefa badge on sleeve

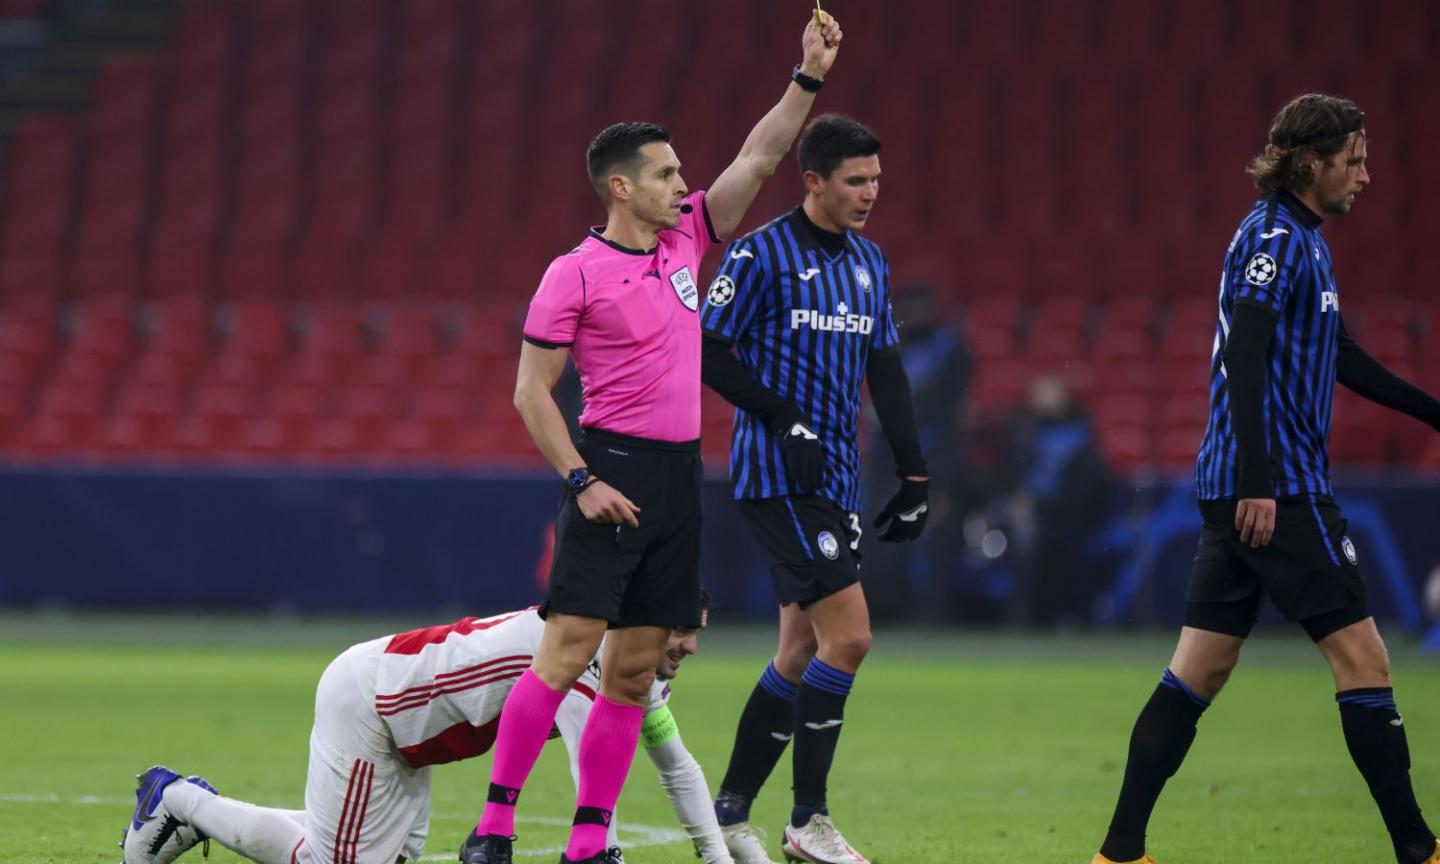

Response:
(1244, 252), (1277, 286)
(1342, 536), (1357, 565)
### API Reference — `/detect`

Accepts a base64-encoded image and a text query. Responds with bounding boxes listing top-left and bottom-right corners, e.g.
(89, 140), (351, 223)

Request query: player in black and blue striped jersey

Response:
(1094, 95), (1440, 864)
(699, 115), (927, 864)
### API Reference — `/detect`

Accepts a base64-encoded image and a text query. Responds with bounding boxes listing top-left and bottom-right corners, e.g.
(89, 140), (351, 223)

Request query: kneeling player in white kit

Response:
(118, 603), (730, 864)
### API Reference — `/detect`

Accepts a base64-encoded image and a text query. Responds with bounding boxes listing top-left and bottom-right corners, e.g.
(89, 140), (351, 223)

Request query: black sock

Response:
(1337, 688), (1437, 864)
(791, 658), (854, 828)
(716, 662), (796, 826)
(1100, 668), (1210, 862)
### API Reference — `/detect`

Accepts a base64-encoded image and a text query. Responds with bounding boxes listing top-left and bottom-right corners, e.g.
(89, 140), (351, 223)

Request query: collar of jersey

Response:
(588, 228), (656, 256)
(1266, 190), (1323, 229)
(787, 206), (853, 258)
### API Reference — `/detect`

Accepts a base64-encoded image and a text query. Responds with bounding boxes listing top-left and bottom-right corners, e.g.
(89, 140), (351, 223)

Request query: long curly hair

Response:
(1246, 94), (1366, 192)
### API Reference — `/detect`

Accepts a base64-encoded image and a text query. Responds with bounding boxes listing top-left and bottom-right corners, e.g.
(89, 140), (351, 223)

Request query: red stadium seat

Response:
(302, 417), (367, 459)
(218, 299), (291, 357)
(266, 381), (332, 424)
(299, 303), (368, 359)
(379, 417), (440, 460)
(0, 0), (1430, 468)
(1156, 426), (1203, 471)
(191, 384), (255, 428)
(144, 296), (212, 360)
(68, 296), (136, 359)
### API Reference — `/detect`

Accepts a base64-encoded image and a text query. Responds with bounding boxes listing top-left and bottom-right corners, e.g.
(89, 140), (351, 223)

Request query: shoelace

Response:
(805, 817), (852, 857)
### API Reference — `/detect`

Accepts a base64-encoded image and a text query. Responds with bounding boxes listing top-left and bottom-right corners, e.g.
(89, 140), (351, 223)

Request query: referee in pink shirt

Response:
(462, 13), (845, 864)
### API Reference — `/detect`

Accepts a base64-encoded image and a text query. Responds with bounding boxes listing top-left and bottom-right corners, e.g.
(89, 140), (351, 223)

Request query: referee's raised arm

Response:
(704, 13), (843, 240)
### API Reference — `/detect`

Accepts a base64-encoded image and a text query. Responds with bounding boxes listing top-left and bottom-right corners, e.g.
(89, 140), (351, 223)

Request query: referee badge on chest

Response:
(669, 266), (699, 311)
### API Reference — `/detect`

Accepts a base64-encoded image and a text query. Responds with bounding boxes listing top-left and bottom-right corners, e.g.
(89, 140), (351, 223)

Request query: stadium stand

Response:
(0, 0), (1435, 470)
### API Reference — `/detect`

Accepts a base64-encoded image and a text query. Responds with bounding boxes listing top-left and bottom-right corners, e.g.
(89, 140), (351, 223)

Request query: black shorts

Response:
(1185, 495), (1369, 642)
(542, 428), (703, 630)
(739, 494), (862, 608)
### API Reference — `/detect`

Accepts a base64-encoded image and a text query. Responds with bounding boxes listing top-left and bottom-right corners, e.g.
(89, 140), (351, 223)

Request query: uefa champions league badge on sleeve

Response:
(1244, 252), (1277, 285)
(707, 275), (737, 307)
(670, 267), (699, 311)
(1342, 536), (1357, 565)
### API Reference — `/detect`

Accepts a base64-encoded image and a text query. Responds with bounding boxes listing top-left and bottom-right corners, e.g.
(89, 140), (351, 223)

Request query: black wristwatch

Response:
(566, 467), (592, 493)
(791, 65), (824, 93)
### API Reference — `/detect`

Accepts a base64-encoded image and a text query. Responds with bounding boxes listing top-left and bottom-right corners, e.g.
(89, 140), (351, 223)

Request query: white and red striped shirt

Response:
(373, 608), (593, 769)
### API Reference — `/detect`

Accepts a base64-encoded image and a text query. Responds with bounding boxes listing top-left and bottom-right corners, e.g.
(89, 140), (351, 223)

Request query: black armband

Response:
(866, 349), (927, 478)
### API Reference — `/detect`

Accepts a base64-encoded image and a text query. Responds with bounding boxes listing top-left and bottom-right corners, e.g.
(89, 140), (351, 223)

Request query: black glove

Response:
(873, 478), (929, 542)
(775, 418), (823, 492)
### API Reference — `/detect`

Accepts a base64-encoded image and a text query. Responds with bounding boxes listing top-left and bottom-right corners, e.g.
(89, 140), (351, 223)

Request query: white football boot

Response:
(723, 821), (781, 864)
(781, 814), (869, 864)
(119, 765), (217, 863)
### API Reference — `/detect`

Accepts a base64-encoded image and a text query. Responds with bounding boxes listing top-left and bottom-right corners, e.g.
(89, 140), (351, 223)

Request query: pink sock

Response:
(475, 669), (567, 838)
(564, 695), (644, 861)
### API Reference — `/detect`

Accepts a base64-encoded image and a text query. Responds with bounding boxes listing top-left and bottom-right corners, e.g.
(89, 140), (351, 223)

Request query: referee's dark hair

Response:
(586, 121), (671, 201)
(1247, 94), (1365, 193)
(798, 114), (881, 179)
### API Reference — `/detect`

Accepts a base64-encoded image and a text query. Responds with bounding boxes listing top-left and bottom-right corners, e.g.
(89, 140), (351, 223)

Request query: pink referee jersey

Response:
(523, 190), (719, 442)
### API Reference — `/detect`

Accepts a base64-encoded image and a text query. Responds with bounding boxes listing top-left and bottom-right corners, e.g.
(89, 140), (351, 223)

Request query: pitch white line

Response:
(0, 793), (132, 806)
(0, 794), (688, 858)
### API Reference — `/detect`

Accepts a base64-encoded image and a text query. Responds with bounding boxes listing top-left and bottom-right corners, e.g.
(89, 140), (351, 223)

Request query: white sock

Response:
(164, 781), (306, 864)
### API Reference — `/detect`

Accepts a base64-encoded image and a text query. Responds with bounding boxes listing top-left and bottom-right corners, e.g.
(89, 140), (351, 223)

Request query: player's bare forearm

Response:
(514, 342), (585, 477)
(705, 14), (842, 238)
(706, 86), (817, 237)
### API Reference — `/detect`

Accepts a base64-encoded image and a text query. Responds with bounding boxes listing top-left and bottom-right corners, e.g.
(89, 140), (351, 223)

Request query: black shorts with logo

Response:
(1185, 494), (1369, 642)
(542, 428), (703, 630)
(739, 494), (862, 608)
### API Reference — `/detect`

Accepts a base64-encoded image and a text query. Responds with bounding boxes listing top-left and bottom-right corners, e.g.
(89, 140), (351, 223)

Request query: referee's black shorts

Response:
(1185, 494), (1369, 642)
(542, 428), (703, 630)
(739, 494), (862, 608)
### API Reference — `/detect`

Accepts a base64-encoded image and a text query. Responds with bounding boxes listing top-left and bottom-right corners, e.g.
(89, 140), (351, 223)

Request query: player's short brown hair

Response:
(1247, 94), (1365, 193)
(798, 114), (881, 179)
(586, 121), (671, 201)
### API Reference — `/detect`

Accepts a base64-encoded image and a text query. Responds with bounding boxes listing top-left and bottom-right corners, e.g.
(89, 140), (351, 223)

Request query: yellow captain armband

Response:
(640, 704), (678, 749)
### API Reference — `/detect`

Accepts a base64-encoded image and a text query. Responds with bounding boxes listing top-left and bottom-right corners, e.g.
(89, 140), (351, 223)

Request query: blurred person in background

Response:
(1004, 374), (1109, 628)
(1092, 94), (1440, 864)
(860, 283), (971, 622)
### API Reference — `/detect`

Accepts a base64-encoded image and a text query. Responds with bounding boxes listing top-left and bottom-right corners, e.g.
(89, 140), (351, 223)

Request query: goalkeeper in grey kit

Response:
(697, 114), (928, 864)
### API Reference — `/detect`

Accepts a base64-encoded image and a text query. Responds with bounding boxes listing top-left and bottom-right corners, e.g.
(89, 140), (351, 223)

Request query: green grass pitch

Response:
(1, 616), (1437, 863)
